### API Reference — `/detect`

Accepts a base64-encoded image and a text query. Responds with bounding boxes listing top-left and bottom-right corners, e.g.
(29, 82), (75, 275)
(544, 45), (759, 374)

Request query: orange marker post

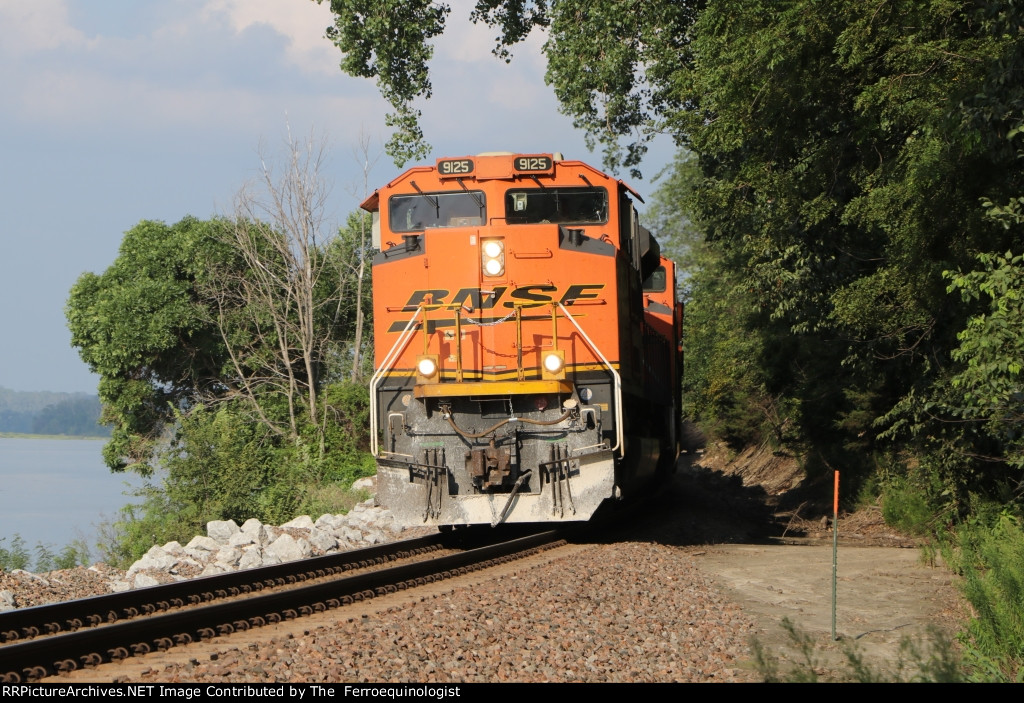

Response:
(832, 470), (839, 641)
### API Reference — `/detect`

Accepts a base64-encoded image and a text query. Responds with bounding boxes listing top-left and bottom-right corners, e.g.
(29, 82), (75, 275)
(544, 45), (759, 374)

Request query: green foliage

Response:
(319, 0), (449, 163)
(66, 217), (239, 473)
(946, 505), (1024, 681)
(647, 0), (1024, 500)
(0, 535), (91, 572)
(314, 0), (698, 176)
(322, 211), (376, 383)
(944, 251), (1024, 469)
(0, 535), (30, 571)
(881, 481), (936, 537)
(162, 405), (277, 530)
(70, 199), (376, 563)
(98, 487), (188, 566)
(32, 540), (92, 572)
(95, 387), (377, 567)
(543, 0), (698, 177)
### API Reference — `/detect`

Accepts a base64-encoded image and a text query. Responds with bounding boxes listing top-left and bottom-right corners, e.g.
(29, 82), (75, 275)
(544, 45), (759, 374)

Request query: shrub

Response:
(947, 507), (1024, 681)
(882, 481), (935, 536)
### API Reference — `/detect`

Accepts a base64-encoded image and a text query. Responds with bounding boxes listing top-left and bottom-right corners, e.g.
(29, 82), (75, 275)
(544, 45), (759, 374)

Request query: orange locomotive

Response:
(361, 152), (682, 526)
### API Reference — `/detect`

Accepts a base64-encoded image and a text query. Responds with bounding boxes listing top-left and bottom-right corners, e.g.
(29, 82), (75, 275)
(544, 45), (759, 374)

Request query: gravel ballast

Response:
(121, 540), (758, 683)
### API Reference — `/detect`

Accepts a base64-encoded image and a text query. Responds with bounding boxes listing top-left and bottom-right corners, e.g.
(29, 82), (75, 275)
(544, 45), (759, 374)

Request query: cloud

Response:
(0, 0), (388, 136)
(436, 0), (548, 74)
(201, 0), (338, 75)
(0, 0), (89, 55)
(13, 66), (382, 139)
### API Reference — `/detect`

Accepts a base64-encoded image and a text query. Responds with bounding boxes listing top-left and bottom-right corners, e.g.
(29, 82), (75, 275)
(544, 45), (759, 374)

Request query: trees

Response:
(313, 0), (1024, 674)
(313, 0), (1024, 492)
(66, 216), (238, 472)
(313, 0), (699, 174)
(68, 132), (375, 476)
(67, 134), (377, 559)
(317, 0), (450, 164)
(205, 132), (340, 446)
(679, 0), (1022, 484)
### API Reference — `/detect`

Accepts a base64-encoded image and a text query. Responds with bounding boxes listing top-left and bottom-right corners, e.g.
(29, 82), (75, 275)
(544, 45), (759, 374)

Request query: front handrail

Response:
(557, 302), (624, 456)
(370, 307), (423, 457)
(372, 302), (622, 456)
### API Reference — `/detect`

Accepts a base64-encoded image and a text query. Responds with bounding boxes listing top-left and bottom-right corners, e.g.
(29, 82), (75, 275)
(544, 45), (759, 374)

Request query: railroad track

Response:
(0, 527), (571, 682)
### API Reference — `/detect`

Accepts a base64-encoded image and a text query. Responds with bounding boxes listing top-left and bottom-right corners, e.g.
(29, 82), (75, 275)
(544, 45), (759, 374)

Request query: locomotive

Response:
(361, 152), (682, 526)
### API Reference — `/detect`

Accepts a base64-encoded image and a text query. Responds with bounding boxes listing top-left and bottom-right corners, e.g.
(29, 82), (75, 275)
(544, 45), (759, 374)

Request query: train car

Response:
(361, 152), (682, 526)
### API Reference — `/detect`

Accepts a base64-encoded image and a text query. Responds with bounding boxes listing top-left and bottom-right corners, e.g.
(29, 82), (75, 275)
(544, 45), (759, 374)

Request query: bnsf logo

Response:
(400, 284), (605, 312)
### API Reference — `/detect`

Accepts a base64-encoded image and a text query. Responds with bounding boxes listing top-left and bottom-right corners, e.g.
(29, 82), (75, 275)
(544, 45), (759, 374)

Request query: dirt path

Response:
(660, 437), (969, 681)
(694, 543), (963, 680)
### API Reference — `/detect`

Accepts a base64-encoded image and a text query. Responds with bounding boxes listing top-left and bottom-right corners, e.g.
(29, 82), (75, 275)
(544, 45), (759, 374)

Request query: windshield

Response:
(388, 191), (485, 232)
(504, 187), (608, 225)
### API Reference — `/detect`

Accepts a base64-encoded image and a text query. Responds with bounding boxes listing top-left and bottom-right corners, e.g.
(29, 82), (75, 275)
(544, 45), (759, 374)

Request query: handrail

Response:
(370, 307), (423, 457)
(557, 302), (624, 456)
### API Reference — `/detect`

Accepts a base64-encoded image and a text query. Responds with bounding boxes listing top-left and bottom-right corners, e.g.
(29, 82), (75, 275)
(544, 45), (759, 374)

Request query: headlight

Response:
(481, 239), (505, 277)
(417, 357), (438, 377)
(542, 351), (564, 374)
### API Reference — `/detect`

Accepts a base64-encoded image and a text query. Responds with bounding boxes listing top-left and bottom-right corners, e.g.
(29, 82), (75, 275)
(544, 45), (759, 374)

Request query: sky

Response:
(0, 0), (675, 394)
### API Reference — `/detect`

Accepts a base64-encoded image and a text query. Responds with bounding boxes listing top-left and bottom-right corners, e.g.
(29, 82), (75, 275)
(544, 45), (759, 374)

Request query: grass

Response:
(751, 617), (965, 682)
(0, 534), (92, 572)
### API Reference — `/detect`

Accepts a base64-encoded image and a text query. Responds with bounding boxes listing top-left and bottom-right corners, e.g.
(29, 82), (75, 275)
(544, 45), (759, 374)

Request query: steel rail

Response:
(0, 534), (445, 646)
(1, 529), (568, 683)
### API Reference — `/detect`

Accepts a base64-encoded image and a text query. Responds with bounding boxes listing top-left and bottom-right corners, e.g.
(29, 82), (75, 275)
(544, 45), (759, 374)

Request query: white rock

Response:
(238, 548), (264, 570)
(214, 547), (241, 567)
(185, 535), (220, 552)
(206, 519), (240, 543)
(307, 527), (338, 552)
(170, 558), (202, 574)
(266, 533), (313, 562)
(281, 515), (315, 530)
(127, 546), (177, 576)
(200, 563), (228, 577)
(133, 573), (162, 588)
(11, 570), (46, 583)
(315, 514), (344, 530)
(228, 532), (256, 548)
(351, 477), (375, 492)
(240, 518), (264, 535)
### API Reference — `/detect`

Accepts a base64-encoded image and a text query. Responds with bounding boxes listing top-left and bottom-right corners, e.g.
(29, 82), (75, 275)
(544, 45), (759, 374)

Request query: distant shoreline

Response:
(0, 432), (107, 441)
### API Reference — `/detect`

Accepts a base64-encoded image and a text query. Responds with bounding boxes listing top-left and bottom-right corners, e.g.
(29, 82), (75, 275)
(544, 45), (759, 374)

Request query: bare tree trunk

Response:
(349, 132), (380, 382)
(200, 126), (340, 447)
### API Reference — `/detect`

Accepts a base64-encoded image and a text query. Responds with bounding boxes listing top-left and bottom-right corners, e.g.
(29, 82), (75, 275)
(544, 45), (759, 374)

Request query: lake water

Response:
(0, 437), (145, 552)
